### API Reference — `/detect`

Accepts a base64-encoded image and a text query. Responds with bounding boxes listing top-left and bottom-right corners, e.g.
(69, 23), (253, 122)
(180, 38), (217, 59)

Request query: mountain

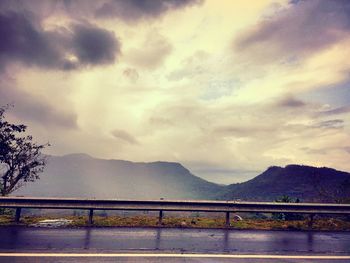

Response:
(13, 155), (350, 202)
(14, 154), (224, 199)
(217, 165), (350, 202)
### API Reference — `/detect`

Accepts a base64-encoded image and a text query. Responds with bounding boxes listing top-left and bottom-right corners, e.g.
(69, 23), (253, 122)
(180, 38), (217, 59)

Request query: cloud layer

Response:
(234, 0), (350, 63)
(0, 11), (120, 71)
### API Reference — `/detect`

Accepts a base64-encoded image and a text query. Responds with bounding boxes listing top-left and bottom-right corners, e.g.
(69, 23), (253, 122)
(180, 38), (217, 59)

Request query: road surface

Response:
(0, 226), (349, 262)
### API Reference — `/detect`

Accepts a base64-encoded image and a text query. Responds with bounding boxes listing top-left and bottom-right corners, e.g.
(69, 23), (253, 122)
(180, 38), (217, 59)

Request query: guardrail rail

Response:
(1, 197), (350, 227)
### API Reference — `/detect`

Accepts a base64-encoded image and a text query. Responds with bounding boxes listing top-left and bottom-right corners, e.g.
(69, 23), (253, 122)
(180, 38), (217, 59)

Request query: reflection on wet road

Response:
(0, 226), (349, 255)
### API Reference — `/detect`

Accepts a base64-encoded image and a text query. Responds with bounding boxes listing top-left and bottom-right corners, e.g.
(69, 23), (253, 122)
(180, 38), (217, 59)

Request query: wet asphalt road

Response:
(0, 226), (349, 262)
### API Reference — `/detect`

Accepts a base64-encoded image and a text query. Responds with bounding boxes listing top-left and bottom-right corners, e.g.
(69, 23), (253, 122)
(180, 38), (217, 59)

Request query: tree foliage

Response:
(273, 195), (303, 221)
(0, 105), (48, 196)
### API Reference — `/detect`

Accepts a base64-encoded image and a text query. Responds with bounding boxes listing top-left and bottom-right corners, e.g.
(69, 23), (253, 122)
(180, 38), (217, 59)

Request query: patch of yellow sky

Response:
(19, 0), (288, 126)
(65, 1), (288, 132)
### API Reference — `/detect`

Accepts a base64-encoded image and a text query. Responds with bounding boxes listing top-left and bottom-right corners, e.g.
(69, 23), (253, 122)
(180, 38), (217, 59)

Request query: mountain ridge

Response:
(14, 154), (350, 202)
(218, 164), (350, 202)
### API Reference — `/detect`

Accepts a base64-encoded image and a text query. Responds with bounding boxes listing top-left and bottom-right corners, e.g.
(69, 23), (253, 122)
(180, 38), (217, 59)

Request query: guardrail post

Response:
(15, 208), (21, 224)
(88, 209), (94, 225)
(308, 214), (314, 229)
(158, 210), (163, 225)
(225, 212), (230, 228)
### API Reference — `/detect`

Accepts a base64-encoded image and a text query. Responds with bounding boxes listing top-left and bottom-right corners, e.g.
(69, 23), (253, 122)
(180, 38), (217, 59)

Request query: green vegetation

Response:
(272, 195), (304, 221)
(0, 214), (349, 231)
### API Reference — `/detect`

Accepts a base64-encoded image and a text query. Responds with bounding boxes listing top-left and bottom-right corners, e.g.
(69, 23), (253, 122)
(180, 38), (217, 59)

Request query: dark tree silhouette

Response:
(0, 105), (48, 196)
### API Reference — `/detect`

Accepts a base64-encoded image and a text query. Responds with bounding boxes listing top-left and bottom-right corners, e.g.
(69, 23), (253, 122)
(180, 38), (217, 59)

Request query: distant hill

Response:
(13, 155), (350, 202)
(217, 165), (350, 202)
(14, 154), (224, 199)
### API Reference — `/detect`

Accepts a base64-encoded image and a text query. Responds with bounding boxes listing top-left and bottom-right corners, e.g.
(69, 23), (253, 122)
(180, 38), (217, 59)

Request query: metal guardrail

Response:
(1, 197), (350, 227)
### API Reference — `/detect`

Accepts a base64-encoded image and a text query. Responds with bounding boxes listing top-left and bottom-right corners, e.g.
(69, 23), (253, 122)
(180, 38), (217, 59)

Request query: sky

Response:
(0, 0), (350, 184)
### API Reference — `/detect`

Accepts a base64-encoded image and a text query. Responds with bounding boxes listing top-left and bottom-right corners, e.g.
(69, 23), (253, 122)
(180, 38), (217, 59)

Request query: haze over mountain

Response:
(14, 154), (223, 200)
(14, 154), (350, 203)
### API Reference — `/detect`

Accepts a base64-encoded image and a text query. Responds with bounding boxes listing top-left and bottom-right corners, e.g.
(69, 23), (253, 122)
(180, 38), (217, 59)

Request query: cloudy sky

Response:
(1, 0), (350, 184)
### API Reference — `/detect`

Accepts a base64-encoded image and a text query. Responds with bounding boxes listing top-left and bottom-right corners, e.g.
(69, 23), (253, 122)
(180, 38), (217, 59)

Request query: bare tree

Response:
(0, 105), (49, 196)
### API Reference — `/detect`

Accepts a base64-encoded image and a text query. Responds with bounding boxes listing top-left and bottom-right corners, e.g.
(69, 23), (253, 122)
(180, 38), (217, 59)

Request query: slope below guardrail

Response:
(1, 197), (350, 227)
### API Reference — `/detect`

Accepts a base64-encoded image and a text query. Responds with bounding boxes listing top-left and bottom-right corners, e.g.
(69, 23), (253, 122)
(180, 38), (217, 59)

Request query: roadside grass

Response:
(0, 214), (349, 231)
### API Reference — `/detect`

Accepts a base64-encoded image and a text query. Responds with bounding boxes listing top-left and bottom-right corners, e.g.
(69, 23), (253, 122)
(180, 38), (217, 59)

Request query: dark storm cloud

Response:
(234, 0), (350, 61)
(0, 11), (120, 71)
(0, 0), (198, 71)
(72, 23), (119, 65)
(0, 83), (78, 128)
(276, 95), (306, 108)
(0, 0), (203, 22)
(0, 11), (65, 70)
(95, 0), (203, 21)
